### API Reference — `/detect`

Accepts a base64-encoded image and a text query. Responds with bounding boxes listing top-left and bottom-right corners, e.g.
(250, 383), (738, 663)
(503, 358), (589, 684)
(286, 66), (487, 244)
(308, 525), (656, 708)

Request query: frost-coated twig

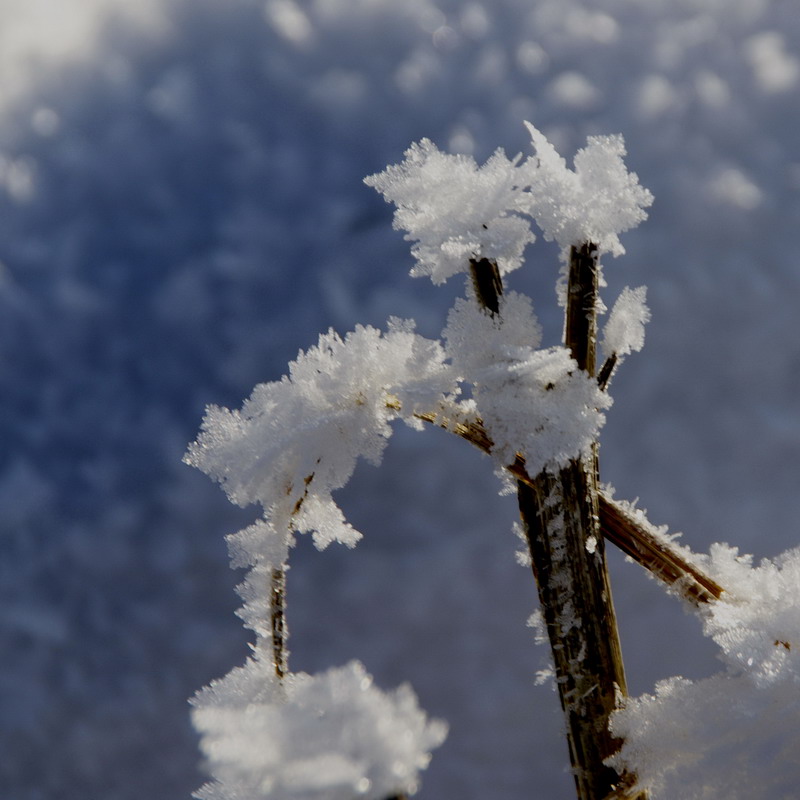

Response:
(598, 494), (724, 605)
(515, 243), (642, 800)
(270, 566), (289, 680)
(407, 414), (723, 607)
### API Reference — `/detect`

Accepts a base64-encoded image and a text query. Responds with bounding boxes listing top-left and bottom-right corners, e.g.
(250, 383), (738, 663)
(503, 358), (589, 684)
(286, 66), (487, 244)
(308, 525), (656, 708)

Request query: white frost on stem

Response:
(192, 652), (447, 800)
(609, 544), (800, 799)
(601, 286), (650, 360)
(522, 123), (654, 261)
(186, 121), (658, 800)
(184, 319), (457, 551)
(364, 123), (653, 288)
(444, 290), (611, 482)
(365, 139), (536, 285)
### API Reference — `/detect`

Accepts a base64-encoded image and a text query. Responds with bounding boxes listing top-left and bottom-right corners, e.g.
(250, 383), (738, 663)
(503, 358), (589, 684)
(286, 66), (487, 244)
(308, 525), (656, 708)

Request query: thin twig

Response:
(597, 353), (617, 391)
(270, 566), (289, 680)
(598, 494), (724, 604)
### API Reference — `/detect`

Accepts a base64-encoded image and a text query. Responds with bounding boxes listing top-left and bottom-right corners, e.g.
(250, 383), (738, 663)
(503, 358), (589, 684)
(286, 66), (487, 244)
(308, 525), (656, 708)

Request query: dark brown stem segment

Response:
(598, 494), (723, 605)
(270, 567), (288, 680)
(470, 256), (503, 315)
(517, 243), (644, 800)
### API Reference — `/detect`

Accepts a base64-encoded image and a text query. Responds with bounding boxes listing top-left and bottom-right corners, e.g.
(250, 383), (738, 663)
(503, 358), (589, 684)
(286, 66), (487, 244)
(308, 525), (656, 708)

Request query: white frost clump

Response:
(610, 545), (800, 799)
(184, 319), (456, 550)
(365, 140), (536, 285)
(523, 122), (653, 258)
(601, 286), (650, 359)
(192, 655), (447, 800)
(366, 122), (652, 287)
(444, 292), (611, 479)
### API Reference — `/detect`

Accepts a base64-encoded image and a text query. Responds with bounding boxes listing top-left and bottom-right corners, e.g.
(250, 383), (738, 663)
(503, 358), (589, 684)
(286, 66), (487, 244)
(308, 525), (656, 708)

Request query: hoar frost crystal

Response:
(186, 122), (800, 799)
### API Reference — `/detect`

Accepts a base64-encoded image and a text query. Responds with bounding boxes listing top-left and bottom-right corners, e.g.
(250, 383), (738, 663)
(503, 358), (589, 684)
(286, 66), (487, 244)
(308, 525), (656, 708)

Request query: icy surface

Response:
(193, 655), (447, 800)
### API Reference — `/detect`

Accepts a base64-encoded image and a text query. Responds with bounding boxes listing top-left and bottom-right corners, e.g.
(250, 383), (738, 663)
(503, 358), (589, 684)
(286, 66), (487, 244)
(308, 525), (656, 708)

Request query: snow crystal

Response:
(610, 670), (800, 800)
(512, 521), (532, 567)
(444, 290), (542, 372)
(184, 320), (456, 550)
(601, 286), (650, 360)
(699, 544), (800, 686)
(444, 292), (611, 479)
(192, 655), (447, 800)
(225, 521), (293, 641)
(364, 140), (536, 284)
(366, 123), (652, 285)
(610, 544), (800, 798)
(227, 520), (291, 570)
(522, 123), (653, 259)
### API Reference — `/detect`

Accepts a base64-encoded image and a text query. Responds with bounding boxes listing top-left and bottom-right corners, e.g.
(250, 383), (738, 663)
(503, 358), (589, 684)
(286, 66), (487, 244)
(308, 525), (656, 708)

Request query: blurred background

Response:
(2, 0), (799, 797)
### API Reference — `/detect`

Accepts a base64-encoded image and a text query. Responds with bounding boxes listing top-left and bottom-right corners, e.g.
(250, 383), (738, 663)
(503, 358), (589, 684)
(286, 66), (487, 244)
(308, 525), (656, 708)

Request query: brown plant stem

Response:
(270, 566), (289, 680)
(598, 495), (723, 605)
(515, 243), (640, 800)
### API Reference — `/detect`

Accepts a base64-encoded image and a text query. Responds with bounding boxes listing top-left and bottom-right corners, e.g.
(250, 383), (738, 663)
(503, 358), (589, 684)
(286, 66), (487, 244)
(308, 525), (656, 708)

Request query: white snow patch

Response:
(365, 139), (536, 284)
(611, 545), (800, 798)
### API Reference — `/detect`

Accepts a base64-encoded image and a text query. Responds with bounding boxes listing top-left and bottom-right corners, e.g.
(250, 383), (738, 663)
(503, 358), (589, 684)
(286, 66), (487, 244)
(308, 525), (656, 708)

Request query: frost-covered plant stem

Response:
(598, 496), (724, 607)
(517, 244), (643, 800)
(270, 567), (288, 679)
(409, 411), (724, 608)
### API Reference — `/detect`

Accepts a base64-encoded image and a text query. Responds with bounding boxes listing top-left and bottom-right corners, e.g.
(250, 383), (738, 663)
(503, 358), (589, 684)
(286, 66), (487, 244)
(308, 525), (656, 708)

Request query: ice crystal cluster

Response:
(608, 541), (800, 799)
(186, 122), (656, 798)
(192, 658), (446, 800)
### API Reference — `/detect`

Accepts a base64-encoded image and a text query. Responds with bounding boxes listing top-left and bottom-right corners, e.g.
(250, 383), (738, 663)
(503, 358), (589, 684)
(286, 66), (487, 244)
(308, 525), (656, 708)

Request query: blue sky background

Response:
(2, 0), (800, 797)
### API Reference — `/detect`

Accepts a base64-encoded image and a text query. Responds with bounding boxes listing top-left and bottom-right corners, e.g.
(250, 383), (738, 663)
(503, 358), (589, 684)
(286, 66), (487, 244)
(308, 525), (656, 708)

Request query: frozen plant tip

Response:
(365, 141), (536, 285)
(522, 123), (654, 260)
